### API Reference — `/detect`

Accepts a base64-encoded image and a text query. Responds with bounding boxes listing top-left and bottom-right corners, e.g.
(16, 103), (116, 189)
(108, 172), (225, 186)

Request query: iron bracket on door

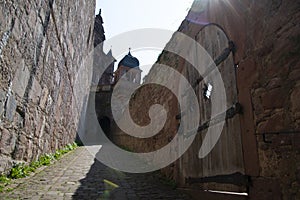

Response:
(194, 41), (236, 88)
(184, 102), (243, 138)
(185, 172), (251, 187)
(214, 41), (236, 66)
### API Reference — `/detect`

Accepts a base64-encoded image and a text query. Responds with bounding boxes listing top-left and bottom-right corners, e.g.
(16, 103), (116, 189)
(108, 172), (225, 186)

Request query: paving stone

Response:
(1, 147), (191, 200)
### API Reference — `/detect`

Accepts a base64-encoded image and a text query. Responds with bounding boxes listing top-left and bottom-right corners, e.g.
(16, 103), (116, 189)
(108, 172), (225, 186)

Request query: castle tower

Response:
(91, 10), (116, 89)
(114, 50), (142, 84)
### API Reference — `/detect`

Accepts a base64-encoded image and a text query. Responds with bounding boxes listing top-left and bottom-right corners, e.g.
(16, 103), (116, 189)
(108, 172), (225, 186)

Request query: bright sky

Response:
(95, 0), (193, 78)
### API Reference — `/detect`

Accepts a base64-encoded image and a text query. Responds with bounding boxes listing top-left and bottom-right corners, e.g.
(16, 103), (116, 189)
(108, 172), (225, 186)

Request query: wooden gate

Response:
(178, 24), (248, 196)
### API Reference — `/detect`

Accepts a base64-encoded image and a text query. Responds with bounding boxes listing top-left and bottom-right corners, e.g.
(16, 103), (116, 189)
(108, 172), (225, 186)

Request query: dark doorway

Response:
(99, 117), (111, 140)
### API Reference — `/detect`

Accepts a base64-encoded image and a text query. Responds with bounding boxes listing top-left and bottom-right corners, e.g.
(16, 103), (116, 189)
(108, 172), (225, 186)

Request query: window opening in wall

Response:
(203, 83), (213, 99)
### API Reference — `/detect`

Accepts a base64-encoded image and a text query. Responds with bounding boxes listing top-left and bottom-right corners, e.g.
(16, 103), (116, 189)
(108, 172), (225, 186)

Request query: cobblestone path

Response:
(1, 147), (191, 200)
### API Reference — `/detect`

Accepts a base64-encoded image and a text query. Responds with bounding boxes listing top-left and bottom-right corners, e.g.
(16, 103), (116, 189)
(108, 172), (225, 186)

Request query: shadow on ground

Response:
(72, 150), (191, 200)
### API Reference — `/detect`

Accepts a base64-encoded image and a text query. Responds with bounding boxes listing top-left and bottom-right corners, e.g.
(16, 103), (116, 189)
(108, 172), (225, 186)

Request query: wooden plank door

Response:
(179, 24), (246, 193)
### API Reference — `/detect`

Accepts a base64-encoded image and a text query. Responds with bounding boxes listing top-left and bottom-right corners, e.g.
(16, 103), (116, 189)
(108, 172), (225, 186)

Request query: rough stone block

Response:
(11, 17), (23, 42)
(5, 95), (17, 121)
(291, 86), (300, 115)
(257, 111), (285, 133)
(0, 155), (12, 174)
(289, 69), (300, 81)
(39, 87), (49, 109)
(249, 178), (282, 200)
(0, 90), (6, 117)
(29, 77), (42, 104)
(12, 59), (30, 98)
(261, 87), (287, 109)
(0, 128), (16, 155)
(27, 9), (37, 29)
(266, 77), (282, 90)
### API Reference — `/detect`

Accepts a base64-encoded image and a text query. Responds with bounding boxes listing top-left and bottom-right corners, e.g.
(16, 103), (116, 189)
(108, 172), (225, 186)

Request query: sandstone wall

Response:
(114, 82), (179, 153)
(0, 0), (95, 173)
(118, 0), (300, 199)
(181, 1), (299, 199)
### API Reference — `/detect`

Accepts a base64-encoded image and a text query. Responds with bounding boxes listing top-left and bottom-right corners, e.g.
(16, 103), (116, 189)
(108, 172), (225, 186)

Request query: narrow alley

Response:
(0, 1), (299, 199)
(1, 147), (191, 200)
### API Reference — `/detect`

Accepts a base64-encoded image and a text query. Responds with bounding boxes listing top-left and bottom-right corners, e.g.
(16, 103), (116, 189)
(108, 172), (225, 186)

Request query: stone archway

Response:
(99, 116), (111, 140)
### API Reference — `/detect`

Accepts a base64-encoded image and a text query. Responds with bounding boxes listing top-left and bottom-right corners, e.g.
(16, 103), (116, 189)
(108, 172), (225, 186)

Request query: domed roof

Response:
(118, 51), (140, 68)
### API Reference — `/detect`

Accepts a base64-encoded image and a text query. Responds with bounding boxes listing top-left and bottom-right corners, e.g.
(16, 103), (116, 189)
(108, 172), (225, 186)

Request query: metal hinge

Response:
(185, 172), (250, 187)
(194, 41), (236, 87)
(184, 102), (243, 138)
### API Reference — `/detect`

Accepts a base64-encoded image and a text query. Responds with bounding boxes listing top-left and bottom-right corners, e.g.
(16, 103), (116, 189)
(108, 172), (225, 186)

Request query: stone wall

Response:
(244, 1), (300, 199)
(182, 1), (299, 199)
(0, 0), (95, 173)
(114, 82), (179, 153)
(118, 0), (300, 199)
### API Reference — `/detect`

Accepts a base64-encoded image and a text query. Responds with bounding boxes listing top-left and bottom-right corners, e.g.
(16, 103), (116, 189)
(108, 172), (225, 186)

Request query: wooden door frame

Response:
(176, 23), (259, 187)
(196, 23), (260, 177)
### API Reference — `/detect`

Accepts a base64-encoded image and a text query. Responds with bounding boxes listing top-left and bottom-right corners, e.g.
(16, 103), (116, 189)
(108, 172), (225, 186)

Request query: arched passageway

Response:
(98, 116), (112, 140)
